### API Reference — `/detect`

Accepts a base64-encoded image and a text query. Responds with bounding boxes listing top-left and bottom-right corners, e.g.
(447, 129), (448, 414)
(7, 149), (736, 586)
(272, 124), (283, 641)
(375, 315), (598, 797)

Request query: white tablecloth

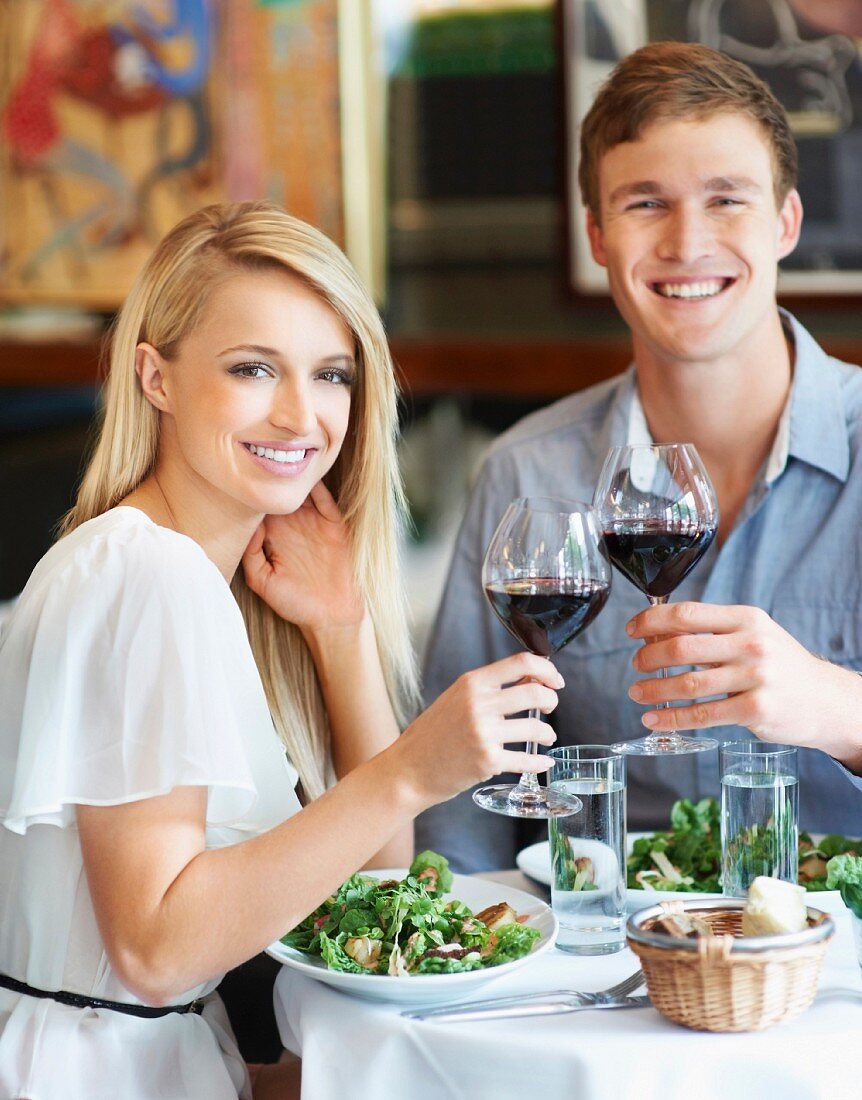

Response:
(273, 875), (861, 1100)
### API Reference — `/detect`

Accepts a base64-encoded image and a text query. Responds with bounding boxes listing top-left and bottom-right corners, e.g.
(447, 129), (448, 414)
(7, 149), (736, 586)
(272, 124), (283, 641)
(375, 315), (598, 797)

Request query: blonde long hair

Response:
(63, 201), (418, 801)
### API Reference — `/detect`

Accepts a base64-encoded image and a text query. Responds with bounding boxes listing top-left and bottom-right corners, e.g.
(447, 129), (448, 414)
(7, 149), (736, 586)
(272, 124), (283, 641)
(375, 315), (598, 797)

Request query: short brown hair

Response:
(578, 41), (798, 220)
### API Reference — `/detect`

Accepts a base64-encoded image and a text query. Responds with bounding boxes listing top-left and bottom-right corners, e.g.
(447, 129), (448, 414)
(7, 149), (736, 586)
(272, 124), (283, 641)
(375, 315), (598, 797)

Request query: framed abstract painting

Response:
(0, 0), (383, 306)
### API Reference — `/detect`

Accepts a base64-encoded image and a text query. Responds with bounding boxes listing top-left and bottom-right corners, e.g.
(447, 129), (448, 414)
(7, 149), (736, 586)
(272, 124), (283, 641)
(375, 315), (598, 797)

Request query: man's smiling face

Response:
(586, 113), (802, 369)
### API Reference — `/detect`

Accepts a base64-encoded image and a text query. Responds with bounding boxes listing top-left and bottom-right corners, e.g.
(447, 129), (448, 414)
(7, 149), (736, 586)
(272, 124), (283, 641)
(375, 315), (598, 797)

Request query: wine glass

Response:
(594, 443), (719, 756)
(474, 497), (612, 819)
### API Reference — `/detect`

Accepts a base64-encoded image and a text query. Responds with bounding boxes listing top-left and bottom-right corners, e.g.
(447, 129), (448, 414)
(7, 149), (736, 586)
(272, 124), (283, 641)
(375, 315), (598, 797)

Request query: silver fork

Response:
(426, 967), (645, 1010)
(402, 969), (646, 1022)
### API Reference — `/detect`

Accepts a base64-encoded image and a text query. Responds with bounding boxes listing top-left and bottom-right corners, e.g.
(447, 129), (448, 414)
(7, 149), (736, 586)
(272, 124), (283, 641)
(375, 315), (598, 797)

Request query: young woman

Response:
(0, 201), (561, 1099)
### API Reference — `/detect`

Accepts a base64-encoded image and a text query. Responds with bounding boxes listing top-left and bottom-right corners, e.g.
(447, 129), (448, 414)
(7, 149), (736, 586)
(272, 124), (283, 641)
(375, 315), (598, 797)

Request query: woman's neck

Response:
(120, 463), (262, 581)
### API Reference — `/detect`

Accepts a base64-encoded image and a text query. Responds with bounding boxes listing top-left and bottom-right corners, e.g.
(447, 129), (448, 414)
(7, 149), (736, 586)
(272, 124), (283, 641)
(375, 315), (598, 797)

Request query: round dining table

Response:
(272, 871), (860, 1100)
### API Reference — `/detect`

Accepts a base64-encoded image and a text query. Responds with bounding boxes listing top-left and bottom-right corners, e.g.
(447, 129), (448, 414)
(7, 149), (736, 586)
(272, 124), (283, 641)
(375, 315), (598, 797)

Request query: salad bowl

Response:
(267, 869), (558, 1006)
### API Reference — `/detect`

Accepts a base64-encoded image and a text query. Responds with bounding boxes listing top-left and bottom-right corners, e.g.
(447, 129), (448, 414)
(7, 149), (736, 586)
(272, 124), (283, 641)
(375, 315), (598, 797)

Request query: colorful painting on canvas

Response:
(0, 0), (344, 306)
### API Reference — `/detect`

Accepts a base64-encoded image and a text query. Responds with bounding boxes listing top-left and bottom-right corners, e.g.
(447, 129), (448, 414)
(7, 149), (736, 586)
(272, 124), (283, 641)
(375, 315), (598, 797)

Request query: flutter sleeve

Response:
(0, 519), (261, 834)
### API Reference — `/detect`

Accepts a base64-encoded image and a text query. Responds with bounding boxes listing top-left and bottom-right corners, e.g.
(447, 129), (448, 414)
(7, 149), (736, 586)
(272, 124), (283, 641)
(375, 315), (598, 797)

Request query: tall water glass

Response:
(720, 741), (798, 897)
(548, 746), (626, 954)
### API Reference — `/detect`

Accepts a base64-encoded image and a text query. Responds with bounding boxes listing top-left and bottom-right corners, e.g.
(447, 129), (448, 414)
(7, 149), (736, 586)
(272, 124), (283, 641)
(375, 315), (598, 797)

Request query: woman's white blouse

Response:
(0, 508), (302, 1099)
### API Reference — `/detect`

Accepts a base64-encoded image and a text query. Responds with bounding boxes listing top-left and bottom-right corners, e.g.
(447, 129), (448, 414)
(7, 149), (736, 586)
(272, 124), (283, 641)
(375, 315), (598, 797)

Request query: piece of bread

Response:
(741, 876), (808, 935)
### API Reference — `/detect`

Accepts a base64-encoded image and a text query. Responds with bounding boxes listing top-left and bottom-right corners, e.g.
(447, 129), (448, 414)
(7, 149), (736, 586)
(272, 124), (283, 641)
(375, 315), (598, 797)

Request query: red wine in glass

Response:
(601, 522), (716, 601)
(475, 497), (612, 819)
(594, 443), (720, 756)
(483, 577), (610, 658)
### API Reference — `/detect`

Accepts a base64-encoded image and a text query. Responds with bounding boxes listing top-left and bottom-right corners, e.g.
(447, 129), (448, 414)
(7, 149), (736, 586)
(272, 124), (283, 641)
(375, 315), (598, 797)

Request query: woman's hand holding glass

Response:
(242, 480), (366, 632)
(394, 652), (563, 810)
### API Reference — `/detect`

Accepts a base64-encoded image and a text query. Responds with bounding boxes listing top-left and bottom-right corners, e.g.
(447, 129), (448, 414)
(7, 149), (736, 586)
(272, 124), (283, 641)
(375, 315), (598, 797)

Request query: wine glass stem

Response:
(515, 710), (542, 796)
(645, 594), (677, 746)
(504, 680), (544, 807)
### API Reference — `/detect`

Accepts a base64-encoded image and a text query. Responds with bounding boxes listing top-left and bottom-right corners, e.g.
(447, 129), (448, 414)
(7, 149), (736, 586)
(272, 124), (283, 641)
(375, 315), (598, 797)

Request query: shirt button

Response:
(829, 635), (844, 652)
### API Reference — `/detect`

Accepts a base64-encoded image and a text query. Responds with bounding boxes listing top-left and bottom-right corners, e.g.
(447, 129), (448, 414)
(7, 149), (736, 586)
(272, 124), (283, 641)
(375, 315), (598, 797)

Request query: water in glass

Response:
(721, 772), (799, 897)
(549, 776), (626, 954)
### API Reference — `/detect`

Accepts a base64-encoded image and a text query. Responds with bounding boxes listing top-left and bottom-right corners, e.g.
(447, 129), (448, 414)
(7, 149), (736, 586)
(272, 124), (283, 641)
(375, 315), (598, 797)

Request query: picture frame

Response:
(0, 0), (385, 307)
(564, 0), (862, 295)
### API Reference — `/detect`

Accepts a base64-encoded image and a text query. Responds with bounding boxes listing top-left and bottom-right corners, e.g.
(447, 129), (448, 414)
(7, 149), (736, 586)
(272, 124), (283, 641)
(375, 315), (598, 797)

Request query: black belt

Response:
(0, 973), (204, 1018)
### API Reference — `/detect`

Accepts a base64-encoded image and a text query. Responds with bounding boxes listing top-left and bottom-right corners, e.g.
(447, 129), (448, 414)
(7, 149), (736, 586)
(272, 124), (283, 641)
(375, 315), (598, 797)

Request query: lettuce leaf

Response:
(626, 798), (720, 892)
(819, 835), (861, 859)
(318, 930), (367, 974)
(338, 907), (379, 937)
(408, 851), (454, 897)
(826, 854), (862, 919)
(414, 954), (483, 974)
(485, 922), (541, 965)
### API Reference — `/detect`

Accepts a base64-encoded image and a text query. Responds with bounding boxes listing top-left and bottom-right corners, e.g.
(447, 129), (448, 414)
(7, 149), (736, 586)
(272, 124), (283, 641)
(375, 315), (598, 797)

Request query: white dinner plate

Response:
(266, 869), (558, 1007)
(516, 836), (842, 911)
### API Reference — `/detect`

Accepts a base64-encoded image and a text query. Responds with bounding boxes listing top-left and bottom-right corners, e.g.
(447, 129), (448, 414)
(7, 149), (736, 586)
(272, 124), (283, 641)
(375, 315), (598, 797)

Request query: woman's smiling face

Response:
(148, 267), (355, 519)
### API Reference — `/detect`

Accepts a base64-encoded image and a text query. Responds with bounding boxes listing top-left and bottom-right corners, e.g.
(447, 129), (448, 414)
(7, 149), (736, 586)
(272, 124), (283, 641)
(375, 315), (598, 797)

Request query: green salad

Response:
(826, 854), (862, 918)
(626, 798), (861, 893)
(281, 851), (541, 976)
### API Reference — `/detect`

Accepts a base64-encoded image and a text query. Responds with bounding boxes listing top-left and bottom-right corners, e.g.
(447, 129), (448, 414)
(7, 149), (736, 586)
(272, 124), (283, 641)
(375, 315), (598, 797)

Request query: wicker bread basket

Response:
(626, 898), (834, 1032)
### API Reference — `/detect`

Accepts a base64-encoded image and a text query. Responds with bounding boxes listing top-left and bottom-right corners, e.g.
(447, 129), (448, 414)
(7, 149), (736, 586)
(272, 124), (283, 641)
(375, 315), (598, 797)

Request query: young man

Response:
(418, 41), (862, 871)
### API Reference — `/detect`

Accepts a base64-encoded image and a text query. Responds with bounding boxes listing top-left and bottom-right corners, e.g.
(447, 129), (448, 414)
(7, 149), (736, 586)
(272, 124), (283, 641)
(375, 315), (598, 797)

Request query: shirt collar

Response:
(601, 365), (640, 456)
(623, 309), (849, 485)
(626, 378), (794, 487)
(781, 309), (850, 484)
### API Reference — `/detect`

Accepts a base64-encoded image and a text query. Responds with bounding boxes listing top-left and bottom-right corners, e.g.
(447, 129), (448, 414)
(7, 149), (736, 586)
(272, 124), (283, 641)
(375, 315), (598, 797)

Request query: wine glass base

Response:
(611, 734), (718, 756)
(472, 783), (582, 820)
